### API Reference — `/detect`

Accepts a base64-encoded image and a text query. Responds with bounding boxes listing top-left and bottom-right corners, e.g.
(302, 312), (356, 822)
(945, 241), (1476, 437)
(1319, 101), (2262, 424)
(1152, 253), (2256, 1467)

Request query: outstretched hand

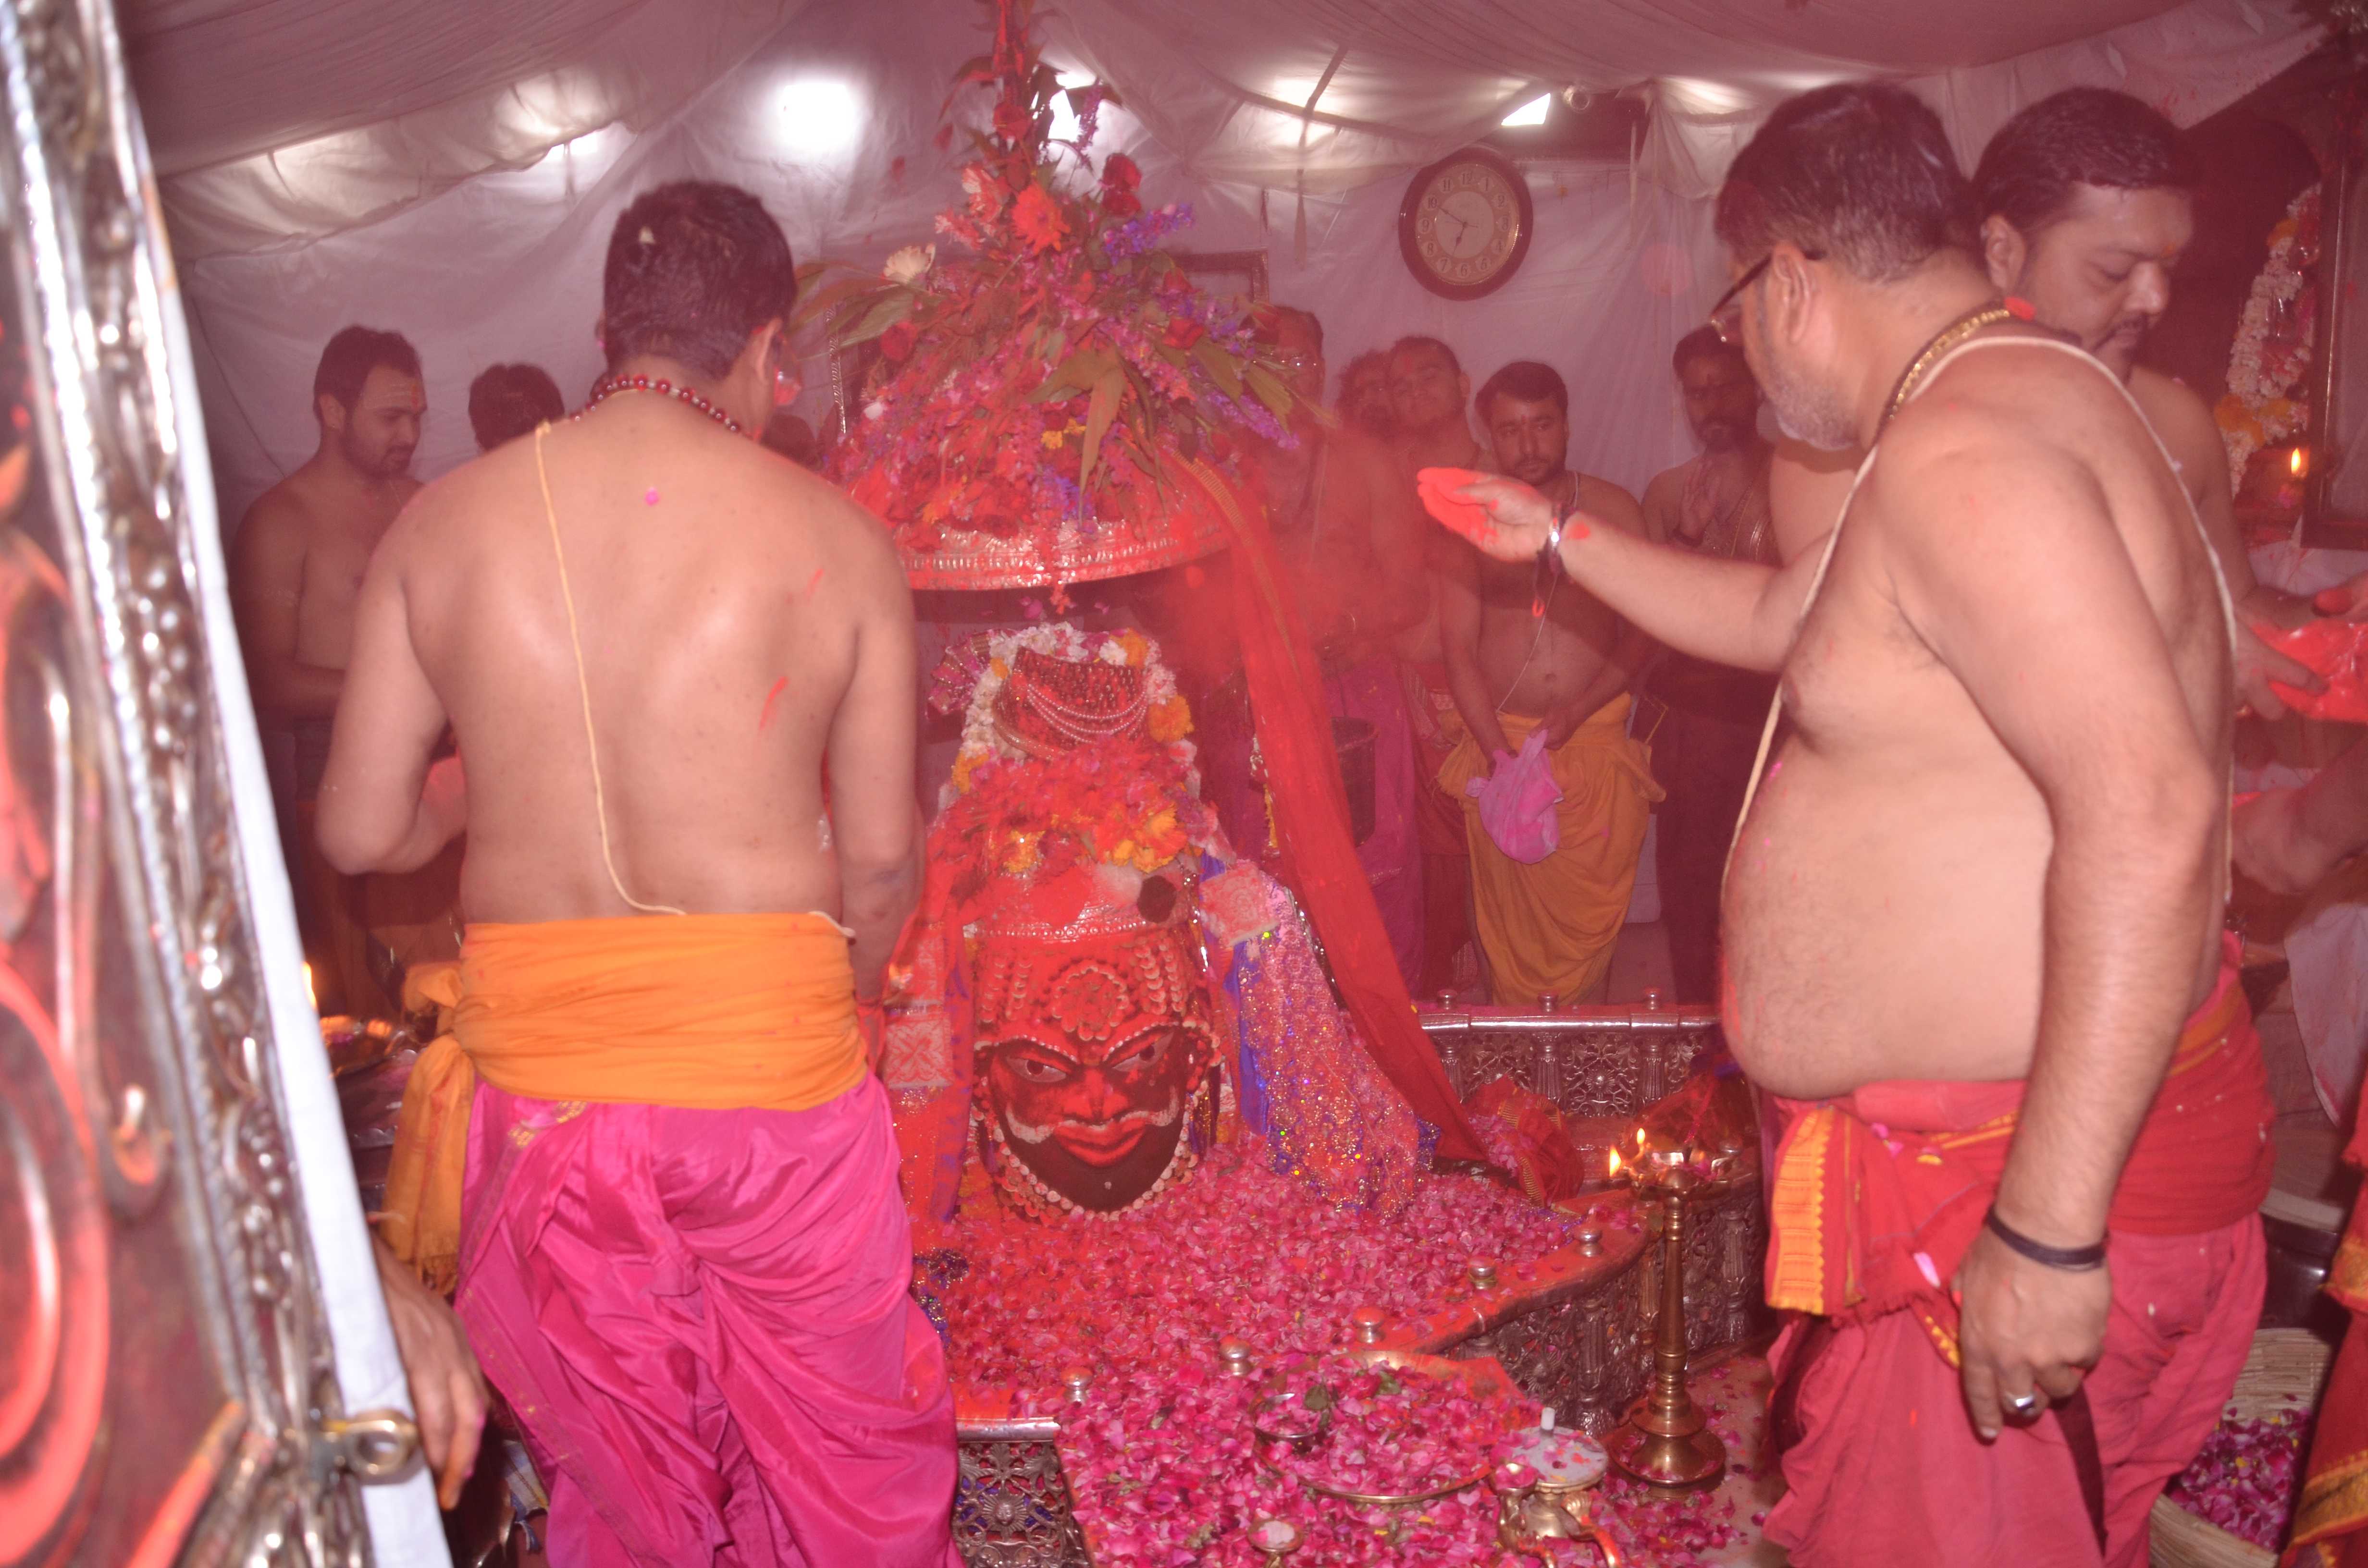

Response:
(1953, 1225), (2109, 1441)
(1416, 468), (1586, 564)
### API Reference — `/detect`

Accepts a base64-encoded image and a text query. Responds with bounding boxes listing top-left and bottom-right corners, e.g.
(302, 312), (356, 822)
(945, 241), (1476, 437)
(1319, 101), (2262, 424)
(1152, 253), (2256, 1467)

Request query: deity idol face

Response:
(975, 926), (1215, 1215)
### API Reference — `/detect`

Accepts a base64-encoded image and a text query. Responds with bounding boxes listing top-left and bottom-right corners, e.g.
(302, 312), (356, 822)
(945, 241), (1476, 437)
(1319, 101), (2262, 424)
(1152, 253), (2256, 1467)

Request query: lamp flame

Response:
(1607, 1147), (1622, 1178)
(302, 961), (316, 1012)
(2292, 446), (2311, 479)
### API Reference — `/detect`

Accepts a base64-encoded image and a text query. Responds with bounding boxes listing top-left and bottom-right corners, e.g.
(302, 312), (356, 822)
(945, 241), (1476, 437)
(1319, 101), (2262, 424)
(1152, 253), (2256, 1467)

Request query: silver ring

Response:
(2006, 1392), (2042, 1417)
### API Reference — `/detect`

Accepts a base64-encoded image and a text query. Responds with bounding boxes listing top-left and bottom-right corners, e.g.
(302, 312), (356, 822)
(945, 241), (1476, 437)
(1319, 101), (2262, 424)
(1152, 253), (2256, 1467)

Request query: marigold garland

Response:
(2216, 184), (2321, 495)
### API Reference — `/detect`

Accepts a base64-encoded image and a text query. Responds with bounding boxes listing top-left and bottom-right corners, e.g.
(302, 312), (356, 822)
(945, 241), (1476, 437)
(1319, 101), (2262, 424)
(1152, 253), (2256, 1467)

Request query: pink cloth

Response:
(1327, 656), (1425, 992)
(456, 1075), (959, 1567)
(1465, 730), (1563, 863)
(1767, 1215), (2265, 1568)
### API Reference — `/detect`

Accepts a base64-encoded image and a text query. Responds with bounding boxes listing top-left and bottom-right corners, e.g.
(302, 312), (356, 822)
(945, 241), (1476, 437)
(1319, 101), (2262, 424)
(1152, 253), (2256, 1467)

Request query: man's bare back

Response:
(1727, 336), (2230, 1097)
(319, 395), (917, 977)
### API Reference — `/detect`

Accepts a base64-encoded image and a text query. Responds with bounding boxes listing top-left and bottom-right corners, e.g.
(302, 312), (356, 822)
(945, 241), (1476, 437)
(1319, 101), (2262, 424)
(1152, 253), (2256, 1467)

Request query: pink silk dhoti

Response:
(456, 1076), (959, 1567)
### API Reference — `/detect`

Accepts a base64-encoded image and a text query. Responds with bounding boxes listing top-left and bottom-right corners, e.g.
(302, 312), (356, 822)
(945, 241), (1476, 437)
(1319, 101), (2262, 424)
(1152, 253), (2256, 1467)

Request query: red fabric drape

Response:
(2288, 1110), (2368, 1567)
(1181, 459), (1485, 1164)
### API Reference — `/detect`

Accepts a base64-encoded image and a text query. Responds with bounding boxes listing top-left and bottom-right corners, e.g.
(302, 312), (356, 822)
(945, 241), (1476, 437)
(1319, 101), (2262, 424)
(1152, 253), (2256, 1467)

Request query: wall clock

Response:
(1398, 145), (1534, 301)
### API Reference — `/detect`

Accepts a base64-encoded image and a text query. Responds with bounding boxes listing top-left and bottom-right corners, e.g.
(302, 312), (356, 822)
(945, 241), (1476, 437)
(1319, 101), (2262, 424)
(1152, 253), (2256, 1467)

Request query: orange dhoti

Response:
(1435, 697), (1660, 1007)
(1762, 937), (2276, 1568)
(382, 913), (956, 1567)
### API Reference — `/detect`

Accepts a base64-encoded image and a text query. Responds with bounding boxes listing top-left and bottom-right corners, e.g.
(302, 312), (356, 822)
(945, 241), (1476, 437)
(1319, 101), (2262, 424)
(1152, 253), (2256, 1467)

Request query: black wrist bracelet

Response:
(1984, 1207), (2107, 1272)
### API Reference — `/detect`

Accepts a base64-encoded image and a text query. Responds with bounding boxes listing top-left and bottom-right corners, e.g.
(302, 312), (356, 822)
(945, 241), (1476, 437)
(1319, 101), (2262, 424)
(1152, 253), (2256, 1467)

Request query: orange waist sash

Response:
(1763, 938), (2275, 1367)
(380, 911), (869, 1290)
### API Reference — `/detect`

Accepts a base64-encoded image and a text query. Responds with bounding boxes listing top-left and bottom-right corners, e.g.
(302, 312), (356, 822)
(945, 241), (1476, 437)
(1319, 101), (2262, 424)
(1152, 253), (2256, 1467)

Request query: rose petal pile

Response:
(926, 1138), (1655, 1562)
(2164, 1407), (2315, 1550)
(1267, 1363), (1505, 1498)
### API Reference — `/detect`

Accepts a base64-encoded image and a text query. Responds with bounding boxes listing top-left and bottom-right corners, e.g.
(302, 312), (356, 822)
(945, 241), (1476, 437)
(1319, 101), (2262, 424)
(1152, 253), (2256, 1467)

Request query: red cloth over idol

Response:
(1762, 936), (2276, 1567)
(1183, 459), (1486, 1163)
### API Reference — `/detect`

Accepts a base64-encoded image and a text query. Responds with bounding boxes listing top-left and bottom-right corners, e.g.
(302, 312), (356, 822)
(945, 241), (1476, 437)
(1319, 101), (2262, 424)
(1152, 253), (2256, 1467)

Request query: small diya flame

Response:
(2292, 446), (2311, 479)
(1606, 1146), (1622, 1179)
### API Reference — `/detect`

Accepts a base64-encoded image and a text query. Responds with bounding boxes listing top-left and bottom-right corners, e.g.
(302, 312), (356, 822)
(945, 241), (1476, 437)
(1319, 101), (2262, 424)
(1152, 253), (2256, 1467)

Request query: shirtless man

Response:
(1442, 86), (2270, 1566)
(1974, 86), (2317, 716)
(323, 181), (955, 1565)
(1437, 360), (1658, 1007)
(230, 325), (423, 1016)
(1254, 306), (1431, 986)
(1387, 335), (1490, 991)
(1639, 328), (1780, 1003)
(1337, 348), (1397, 440)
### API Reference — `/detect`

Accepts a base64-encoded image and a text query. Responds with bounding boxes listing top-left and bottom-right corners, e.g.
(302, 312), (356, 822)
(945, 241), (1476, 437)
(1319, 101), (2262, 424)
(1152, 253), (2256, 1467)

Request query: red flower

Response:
(993, 98), (1032, 145)
(880, 321), (916, 363)
(1100, 152), (1143, 218)
(1012, 184), (1071, 253)
(1160, 317), (1204, 350)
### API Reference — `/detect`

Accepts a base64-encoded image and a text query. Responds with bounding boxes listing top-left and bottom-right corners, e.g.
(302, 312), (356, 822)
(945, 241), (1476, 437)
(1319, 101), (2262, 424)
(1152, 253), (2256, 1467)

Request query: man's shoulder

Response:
(235, 472), (325, 552)
(1894, 339), (2130, 464)
(1574, 471), (1646, 533)
(2125, 365), (2218, 456)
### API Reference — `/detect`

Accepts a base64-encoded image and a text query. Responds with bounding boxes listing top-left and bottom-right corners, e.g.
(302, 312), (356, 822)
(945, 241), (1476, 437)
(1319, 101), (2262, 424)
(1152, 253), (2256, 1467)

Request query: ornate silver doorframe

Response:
(0, 0), (444, 1562)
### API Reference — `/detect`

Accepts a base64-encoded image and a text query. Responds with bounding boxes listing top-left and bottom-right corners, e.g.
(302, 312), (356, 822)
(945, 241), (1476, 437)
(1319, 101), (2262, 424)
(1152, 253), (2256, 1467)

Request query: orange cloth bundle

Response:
(379, 911), (868, 1291)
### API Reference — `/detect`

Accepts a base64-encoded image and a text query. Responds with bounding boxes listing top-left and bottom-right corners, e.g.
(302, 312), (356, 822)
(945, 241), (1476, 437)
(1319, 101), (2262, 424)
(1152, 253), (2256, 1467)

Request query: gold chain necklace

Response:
(1880, 303), (2017, 431)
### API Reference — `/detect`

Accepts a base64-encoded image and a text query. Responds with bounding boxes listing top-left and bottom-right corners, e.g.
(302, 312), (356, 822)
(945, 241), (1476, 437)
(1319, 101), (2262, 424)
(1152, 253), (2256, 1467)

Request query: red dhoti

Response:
(1762, 937), (2275, 1568)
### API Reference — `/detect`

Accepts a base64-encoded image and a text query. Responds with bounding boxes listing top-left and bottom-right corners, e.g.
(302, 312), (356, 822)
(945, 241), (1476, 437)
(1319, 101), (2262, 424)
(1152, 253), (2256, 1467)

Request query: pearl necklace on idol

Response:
(580, 373), (745, 436)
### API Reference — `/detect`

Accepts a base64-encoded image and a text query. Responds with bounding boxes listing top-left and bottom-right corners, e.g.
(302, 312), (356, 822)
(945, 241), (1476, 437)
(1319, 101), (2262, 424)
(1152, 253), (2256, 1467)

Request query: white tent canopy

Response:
(122, 0), (2325, 527)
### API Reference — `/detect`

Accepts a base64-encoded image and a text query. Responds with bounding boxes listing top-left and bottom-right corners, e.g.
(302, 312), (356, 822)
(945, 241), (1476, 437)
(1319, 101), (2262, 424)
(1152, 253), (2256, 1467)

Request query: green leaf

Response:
(1192, 337), (1244, 398)
(1244, 363), (1294, 421)
(790, 276), (889, 333)
(1304, 1384), (1338, 1412)
(1077, 366), (1126, 493)
(835, 288), (913, 348)
(1032, 346), (1117, 403)
(1375, 1371), (1403, 1397)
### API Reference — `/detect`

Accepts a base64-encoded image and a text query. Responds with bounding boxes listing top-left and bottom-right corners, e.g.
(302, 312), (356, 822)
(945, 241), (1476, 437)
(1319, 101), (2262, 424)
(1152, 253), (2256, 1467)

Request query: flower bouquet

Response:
(802, 0), (1299, 592)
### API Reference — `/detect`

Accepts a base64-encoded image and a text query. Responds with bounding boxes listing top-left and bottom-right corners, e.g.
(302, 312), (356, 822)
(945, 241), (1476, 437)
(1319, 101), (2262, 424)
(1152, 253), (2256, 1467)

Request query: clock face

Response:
(1399, 150), (1533, 300)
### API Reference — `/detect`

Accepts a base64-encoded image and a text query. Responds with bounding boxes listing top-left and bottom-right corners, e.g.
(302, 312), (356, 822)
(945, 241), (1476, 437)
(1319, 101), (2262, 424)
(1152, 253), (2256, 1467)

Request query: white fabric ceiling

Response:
(122, 0), (2326, 528)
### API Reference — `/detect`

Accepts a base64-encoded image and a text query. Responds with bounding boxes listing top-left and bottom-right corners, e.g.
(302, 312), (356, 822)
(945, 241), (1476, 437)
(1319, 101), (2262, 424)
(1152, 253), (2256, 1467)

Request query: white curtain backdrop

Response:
(126, 0), (2327, 528)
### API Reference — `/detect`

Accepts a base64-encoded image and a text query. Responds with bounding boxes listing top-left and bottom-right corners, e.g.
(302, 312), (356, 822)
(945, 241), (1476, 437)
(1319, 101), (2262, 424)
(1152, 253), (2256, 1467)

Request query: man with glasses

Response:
(1435, 84), (2271, 1566)
(1639, 326), (1779, 1004)
(1434, 360), (1659, 1007)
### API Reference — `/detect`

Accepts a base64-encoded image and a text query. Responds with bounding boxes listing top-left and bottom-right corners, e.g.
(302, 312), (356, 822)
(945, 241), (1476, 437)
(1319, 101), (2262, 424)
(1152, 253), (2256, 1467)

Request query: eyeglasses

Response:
(1708, 248), (1824, 345)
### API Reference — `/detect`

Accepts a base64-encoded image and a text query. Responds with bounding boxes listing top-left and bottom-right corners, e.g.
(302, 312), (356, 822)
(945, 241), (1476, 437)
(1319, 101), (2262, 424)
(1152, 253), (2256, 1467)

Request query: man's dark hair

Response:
(1672, 324), (1748, 380)
(312, 326), (420, 418)
(467, 363), (565, 452)
(1716, 82), (1977, 282)
(1973, 87), (2201, 235)
(1337, 348), (1389, 398)
(1389, 335), (1462, 378)
(603, 181), (798, 379)
(1262, 303), (1323, 355)
(1474, 360), (1567, 420)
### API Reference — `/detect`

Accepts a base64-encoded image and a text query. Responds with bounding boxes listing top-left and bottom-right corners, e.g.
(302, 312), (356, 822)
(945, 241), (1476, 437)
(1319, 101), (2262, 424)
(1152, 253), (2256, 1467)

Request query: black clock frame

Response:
(1397, 144), (1535, 302)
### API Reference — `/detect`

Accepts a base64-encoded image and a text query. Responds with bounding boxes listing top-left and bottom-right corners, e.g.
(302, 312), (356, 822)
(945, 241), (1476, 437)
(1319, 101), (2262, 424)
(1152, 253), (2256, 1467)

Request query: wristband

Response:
(1983, 1207), (2106, 1272)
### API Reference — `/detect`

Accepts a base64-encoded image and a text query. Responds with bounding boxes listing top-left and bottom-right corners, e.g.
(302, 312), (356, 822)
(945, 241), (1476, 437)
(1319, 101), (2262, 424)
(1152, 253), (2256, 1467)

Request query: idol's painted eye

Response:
(1104, 1027), (1175, 1076)
(992, 1038), (1079, 1085)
